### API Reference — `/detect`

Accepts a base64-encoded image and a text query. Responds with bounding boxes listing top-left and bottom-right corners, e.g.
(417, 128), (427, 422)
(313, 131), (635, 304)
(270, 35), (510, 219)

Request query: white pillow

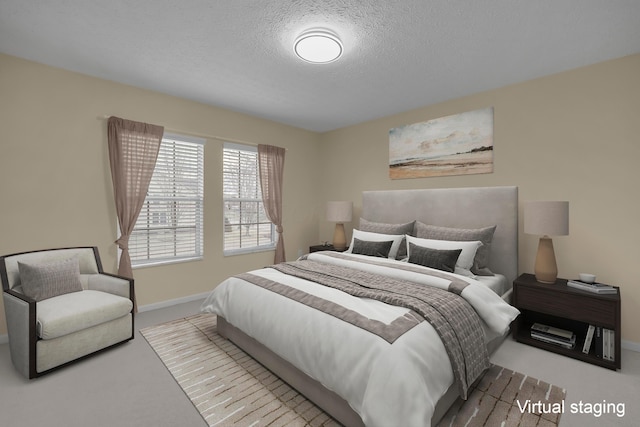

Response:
(405, 235), (482, 277)
(346, 229), (405, 259)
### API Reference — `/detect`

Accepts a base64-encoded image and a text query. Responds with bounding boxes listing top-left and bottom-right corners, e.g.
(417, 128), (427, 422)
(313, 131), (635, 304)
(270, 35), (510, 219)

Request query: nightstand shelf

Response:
(512, 273), (621, 370)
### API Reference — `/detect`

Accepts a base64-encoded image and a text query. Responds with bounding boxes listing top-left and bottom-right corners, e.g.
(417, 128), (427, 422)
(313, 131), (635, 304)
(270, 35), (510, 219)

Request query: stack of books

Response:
(582, 325), (616, 361)
(530, 323), (576, 349)
(567, 279), (617, 294)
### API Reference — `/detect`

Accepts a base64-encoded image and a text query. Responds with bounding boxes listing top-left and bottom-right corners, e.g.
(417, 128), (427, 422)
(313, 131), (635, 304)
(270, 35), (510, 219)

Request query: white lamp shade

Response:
(326, 201), (353, 223)
(524, 201), (569, 236)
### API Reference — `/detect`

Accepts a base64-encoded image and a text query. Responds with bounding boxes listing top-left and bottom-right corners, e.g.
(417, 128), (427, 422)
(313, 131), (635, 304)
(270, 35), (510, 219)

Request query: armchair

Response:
(1, 247), (134, 378)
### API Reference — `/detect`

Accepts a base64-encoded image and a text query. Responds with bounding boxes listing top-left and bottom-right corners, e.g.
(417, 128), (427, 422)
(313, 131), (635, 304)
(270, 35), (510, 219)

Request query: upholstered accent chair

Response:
(1, 247), (134, 378)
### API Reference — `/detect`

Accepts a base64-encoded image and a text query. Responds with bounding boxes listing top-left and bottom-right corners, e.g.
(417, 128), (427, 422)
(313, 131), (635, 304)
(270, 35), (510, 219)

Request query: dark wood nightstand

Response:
(512, 273), (621, 370)
(309, 244), (348, 253)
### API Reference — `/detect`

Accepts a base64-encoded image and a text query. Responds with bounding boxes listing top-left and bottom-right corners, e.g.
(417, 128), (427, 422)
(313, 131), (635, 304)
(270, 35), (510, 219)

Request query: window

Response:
(129, 133), (205, 266)
(223, 142), (275, 255)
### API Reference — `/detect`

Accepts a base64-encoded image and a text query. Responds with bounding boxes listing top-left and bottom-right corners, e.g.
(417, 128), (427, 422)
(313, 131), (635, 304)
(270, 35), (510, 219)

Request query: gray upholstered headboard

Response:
(362, 186), (518, 287)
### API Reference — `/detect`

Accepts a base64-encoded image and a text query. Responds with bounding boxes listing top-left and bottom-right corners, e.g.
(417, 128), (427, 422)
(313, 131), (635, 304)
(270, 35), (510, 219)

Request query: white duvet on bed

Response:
(476, 274), (508, 295)
(201, 252), (519, 427)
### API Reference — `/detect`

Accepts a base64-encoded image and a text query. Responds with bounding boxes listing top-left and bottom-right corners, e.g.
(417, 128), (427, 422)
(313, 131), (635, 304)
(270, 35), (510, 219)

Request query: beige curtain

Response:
(258, 144), (286, 264)
(107, 117), (164, 291)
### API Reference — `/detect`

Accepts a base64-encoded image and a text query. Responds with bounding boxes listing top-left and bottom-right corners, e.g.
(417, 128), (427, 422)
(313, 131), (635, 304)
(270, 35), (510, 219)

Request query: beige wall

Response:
(0, 54), (322, 335)
(2, 52), (639, 345)
(317, 54), (640, 344)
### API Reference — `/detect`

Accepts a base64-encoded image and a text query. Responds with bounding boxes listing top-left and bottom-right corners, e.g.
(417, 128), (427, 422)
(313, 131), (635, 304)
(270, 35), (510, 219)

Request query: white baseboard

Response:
(622, 339), (640, 353)
(0, 292), (210, 345)
(137, 291), (210, 313)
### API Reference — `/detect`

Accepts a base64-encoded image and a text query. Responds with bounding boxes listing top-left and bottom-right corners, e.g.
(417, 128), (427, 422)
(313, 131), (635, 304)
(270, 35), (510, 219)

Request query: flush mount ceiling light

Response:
(294, 29), (343, 64)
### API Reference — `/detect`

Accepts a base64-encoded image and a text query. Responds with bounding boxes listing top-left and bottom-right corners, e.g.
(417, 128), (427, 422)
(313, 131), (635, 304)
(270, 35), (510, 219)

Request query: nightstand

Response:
(309, 244), (348, 253)
(512, 273), (621, 370)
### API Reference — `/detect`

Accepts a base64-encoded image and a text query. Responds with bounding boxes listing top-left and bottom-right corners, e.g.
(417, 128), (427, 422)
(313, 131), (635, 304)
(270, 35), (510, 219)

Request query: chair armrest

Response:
(3, 287), (35, 304)
(3, 290), (36, 378)
(87, 273), (134, 300)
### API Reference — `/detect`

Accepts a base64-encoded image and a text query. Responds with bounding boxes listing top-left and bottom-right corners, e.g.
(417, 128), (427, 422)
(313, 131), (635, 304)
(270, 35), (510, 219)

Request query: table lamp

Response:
(326, 201), (353, 250)
(524, 201), (569, 283)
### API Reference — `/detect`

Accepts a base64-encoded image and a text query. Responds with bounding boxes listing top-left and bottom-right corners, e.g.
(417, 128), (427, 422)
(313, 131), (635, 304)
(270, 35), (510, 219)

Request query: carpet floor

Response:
(141, 314), (566, 427)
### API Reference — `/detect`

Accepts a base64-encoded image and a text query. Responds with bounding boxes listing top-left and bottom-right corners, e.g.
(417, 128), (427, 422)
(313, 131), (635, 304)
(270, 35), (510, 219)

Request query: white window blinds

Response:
(129, 133), (205, 266)
(223, 142), (275, 255)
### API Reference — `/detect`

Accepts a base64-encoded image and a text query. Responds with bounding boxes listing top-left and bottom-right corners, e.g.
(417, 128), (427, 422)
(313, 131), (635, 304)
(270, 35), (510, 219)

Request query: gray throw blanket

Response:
(266, 259), (489, 400)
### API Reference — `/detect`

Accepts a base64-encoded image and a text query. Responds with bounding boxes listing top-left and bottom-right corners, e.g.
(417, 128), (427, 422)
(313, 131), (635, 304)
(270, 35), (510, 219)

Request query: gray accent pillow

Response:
(408, 243), (461, 273)
(18, 257), (83, 302)
(414, 222), (497, 276)
(359, 218), (415, 259)
(351, 238), (394, 258)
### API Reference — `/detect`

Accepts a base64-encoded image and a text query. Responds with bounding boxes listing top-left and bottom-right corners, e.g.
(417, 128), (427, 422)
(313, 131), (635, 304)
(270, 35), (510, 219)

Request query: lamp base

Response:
(332, 223), (347, 251)
(534, 236), (558, 284)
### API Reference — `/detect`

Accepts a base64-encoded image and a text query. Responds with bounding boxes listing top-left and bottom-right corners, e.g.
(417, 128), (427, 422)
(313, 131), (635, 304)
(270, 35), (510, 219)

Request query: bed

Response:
(201, 186), (520, 427)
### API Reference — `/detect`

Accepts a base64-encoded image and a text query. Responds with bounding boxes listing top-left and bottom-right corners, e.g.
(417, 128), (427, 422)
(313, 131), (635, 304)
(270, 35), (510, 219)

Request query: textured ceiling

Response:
(1, 1), (639, 132)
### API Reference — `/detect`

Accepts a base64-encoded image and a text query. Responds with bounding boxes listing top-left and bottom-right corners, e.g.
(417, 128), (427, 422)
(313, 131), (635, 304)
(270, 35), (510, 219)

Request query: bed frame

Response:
(218, 186), (518, 426)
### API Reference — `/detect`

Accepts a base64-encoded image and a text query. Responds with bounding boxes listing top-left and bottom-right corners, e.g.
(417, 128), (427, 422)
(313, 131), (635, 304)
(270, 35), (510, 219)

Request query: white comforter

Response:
(201, 252), (519, 427)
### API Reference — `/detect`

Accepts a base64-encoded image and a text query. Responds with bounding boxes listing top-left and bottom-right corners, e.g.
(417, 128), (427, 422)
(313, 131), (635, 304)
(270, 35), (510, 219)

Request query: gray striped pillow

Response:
(408, 243), (462, 273)
(18, 257), (83, 301)
(352, 238), (394, 258)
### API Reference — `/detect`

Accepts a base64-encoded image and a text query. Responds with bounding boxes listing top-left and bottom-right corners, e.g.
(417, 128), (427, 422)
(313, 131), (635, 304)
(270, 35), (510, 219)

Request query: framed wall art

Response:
(389, 107), (494, 179)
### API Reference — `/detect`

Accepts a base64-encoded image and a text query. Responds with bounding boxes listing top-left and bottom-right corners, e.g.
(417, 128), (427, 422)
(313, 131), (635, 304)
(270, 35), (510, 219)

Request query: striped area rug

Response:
(141, 314), (565, 427)
(141, 314), (339, 427)
(438, 364), (566, 427)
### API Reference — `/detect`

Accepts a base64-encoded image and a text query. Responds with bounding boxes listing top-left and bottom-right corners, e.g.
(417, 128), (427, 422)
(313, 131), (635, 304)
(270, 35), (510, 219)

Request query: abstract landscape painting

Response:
(389, 107), (494, 179)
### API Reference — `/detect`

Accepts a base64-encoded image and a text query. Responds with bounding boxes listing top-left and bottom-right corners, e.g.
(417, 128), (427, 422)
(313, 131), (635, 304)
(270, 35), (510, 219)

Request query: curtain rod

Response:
(97, 115), (263, 148)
